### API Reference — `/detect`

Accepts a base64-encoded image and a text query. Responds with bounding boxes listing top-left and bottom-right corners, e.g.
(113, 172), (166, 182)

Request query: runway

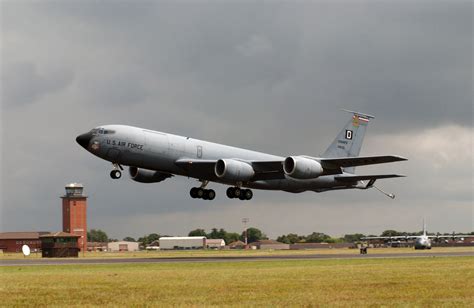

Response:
(1, 251), (473, 266)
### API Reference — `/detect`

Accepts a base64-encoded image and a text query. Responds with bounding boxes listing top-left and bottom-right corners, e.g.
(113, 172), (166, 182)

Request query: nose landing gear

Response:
(110, 163), (123, 179)
(110, 170), (122, 179)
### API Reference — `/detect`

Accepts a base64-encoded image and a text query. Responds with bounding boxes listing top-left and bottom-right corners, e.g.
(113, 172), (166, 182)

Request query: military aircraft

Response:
(362, 219), (471, 249)
(76, 110), (407, 201)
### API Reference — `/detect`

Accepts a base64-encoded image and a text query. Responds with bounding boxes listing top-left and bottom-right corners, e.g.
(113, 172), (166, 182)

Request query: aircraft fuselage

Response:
(77, 125), (352, 192)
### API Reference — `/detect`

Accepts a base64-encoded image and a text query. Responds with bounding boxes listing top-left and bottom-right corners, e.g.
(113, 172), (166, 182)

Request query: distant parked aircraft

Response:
(362, 219), (471, 249)
(76, 110), (406, 200)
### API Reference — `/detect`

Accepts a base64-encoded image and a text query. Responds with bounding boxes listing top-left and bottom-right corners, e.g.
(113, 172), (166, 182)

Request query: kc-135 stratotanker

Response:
(76, 110), (407, 201)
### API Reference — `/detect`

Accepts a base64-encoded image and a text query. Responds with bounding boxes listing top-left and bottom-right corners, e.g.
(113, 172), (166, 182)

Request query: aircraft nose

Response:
(76, 132), (92, 149)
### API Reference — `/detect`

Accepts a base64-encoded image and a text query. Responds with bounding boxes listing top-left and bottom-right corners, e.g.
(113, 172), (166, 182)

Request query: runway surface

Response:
(1, 251), (473, 266)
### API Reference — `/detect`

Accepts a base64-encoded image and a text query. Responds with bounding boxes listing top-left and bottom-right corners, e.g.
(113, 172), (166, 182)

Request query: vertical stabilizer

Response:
(323, 110), (374, 173)
(423, 218), (427, 236)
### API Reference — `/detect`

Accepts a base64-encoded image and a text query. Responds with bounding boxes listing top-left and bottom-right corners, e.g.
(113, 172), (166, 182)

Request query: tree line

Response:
(88, 228), (474, 246)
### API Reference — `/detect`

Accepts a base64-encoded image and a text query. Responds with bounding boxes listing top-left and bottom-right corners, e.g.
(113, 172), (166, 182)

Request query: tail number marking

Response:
(345, 130), (353, 140)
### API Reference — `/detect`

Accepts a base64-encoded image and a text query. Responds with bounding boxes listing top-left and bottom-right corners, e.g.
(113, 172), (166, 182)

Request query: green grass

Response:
(1, 257), (473, 306)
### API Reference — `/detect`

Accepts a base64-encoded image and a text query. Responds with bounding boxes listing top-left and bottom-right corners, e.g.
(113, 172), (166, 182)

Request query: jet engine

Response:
(215, 159), (255, 182)
(283, 156), (324, 179)
(129, 167), (171, 183)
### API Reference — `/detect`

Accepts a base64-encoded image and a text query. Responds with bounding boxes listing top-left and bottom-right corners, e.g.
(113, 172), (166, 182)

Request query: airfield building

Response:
(107, 241), (139, 252)
(40, 232), (80, 258)
(62, 183), (88, 251)
(159, 236), (206, 250)
(249, 240), (289, 250)
(206, 239), (225, 249)
(0, 231), (50, 253)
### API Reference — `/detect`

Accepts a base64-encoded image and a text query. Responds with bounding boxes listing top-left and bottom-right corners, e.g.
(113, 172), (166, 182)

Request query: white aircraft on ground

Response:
(362, 220), (471, 249)
(76, 110), (407, 201)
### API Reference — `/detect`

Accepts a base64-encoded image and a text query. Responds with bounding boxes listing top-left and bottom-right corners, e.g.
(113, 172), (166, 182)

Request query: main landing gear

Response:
(190, 180), (216, 200)
(226, 187), (253, 200)
(190, 187), (216, 200)
(189, 181), (253, 201)
(110, 163), (123, 179)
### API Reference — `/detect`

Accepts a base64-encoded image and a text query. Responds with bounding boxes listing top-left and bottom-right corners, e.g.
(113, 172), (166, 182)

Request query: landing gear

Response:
(190, 187), (216, 200)
(110, 163), (123, 179)
(226, 187), (253, 200)
(110, 169), (122, 179)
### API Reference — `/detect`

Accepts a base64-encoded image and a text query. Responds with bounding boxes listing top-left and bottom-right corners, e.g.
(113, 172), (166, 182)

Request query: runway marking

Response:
(1, 251), (473, 267)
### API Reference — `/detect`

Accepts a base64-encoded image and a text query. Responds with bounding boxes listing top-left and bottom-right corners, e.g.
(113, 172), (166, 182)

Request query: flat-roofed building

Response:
(107, 241), (139, 252)
(40, 232), (80, 258)
(159, 237), (206, 250)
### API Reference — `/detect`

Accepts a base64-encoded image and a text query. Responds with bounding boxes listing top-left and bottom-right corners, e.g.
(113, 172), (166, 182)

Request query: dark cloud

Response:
(1, 62), (74, 108)
(1, 1), (472, 237)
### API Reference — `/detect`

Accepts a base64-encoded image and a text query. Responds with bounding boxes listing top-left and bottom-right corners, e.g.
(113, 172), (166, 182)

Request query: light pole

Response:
(242, 218), (249, 246)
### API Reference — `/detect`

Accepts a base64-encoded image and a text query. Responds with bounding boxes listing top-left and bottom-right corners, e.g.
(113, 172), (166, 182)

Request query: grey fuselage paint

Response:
(83, 125), (356, 193)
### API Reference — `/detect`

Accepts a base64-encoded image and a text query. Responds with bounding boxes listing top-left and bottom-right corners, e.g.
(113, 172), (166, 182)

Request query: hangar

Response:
(159, 237), (206, 250)
(107, 241), (139, 252)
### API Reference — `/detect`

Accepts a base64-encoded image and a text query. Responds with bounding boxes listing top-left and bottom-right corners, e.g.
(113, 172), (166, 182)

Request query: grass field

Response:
(1, 246), (473, 260)
(1, 256), (473, 306)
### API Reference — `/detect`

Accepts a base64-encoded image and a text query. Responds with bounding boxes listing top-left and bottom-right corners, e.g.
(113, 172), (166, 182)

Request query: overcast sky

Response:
(1, 0), (472, 239)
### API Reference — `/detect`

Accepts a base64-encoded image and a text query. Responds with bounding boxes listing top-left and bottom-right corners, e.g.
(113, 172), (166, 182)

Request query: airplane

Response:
(76, 110), (407, 201)
(362, 219), (471, 249)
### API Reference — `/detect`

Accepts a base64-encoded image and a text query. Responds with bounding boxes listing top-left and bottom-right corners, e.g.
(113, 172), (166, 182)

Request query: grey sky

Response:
(1, 1), (472, 239)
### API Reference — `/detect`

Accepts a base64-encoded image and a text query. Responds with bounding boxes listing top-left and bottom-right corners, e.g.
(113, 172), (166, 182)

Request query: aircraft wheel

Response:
(234, 188), (241, 198)
(110, 170), (121, 179)
(190, 187), (198, 198)
(196, 188), (205, 199)
(226, 187), (235, 199)
(238, 194), (246, 200)
(244, 189), (253, 200)
(207, 189), (216, 200)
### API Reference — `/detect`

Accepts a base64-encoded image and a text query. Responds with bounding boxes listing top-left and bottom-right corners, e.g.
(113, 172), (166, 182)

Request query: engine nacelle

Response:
(129, 167), (171, 183)
(283, 156), (324, 179)
(215, 159), (255, 182)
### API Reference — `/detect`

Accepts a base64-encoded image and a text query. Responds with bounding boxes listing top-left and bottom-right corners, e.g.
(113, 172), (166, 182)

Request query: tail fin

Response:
(423, 218), (427, 236)
(323, 109), (374, 173)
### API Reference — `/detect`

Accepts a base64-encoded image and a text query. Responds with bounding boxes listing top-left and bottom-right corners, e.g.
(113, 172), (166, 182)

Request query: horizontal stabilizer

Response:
(321, 155), (407, 169)
(335, 174), (405, 182)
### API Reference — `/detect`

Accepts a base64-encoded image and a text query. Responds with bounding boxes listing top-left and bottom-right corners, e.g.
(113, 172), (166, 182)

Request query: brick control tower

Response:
(61, 183), (87, 251)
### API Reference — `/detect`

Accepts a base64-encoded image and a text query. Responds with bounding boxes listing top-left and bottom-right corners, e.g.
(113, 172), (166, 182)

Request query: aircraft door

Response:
(197, 145), (203, 158)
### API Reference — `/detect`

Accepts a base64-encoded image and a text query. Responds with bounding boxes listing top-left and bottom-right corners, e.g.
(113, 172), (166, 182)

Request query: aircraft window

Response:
(90, 128), (99, 135)
(104, 129), (115, 134)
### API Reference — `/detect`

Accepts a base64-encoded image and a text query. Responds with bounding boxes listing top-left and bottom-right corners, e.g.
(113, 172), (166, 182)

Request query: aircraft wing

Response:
(174, 158), (285, 181)
(320, 155), (407, 169)
(427, 235), (471, 239)
(335, 174), (405, 183)
(362, 236), (417, 240)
